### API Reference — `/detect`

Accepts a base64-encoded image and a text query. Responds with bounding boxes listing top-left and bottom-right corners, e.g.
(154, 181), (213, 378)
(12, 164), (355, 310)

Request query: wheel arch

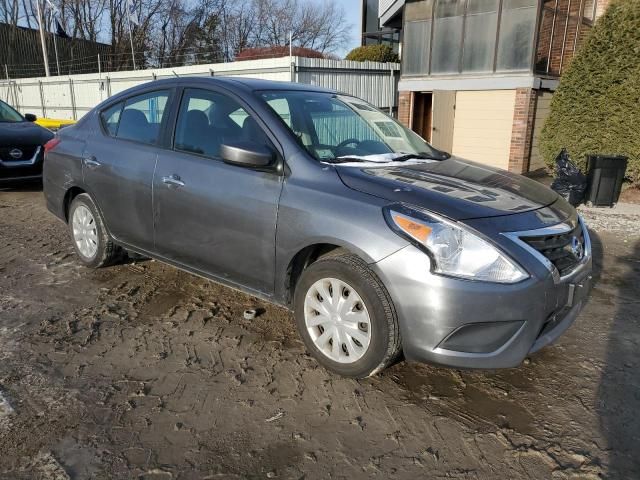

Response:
(62, 185), (87, 222)
(283, 241), (376, 307)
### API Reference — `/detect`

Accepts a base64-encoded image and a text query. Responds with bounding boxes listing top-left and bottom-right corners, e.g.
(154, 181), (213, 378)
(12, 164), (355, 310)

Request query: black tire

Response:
(293, 254), (402, 378)
(68, 193), (120, 268)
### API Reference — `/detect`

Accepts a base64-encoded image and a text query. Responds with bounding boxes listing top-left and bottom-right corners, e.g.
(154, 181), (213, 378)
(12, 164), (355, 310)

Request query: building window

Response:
(462, 0), (500, 72)
(403, 0), (434, 75)
(496, 0), (537, 71)
(403, 21), (431, 74)
(431, 0), (465, 74)
(401, 0), (540, 76)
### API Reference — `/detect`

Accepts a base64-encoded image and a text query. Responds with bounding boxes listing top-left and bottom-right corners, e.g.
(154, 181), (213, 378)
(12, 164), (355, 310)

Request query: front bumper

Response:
(372, 228), (593, 369)
(0, 147), (43, 183)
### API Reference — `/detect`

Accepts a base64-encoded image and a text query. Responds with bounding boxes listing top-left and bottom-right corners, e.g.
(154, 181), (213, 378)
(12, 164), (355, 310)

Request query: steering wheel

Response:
(337, 138), (361, 148)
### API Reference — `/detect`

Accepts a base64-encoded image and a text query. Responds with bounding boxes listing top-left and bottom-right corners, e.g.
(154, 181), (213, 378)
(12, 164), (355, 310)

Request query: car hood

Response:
(335, 156), (560, 220)
(0, 121), (54, 145)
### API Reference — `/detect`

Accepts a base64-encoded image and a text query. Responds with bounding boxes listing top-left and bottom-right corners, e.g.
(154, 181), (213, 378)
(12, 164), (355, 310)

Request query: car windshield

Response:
(0, 100), (24, 123)
(259, 91), (449, 163)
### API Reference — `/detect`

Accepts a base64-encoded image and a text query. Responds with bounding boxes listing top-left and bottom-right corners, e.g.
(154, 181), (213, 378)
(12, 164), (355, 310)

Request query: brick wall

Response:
(509, 88), (537, 174)
(398, 91), (412, 128)
(536, 0), (595, 76)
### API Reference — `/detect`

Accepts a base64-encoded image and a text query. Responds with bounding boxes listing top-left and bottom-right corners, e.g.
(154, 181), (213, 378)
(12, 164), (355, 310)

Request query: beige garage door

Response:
(451, 90), (516, 170)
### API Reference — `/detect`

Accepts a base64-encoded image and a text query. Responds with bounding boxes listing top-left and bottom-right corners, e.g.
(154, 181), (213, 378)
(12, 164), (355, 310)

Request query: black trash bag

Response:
(550, 149), (587, 206)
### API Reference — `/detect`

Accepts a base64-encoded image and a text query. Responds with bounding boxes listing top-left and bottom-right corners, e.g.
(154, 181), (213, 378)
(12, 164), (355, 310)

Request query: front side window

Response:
(260, 91), (447, 162)
(0, 100), (24, 123)
(174, 88), (268, 159)
(116, 90), (170, 145)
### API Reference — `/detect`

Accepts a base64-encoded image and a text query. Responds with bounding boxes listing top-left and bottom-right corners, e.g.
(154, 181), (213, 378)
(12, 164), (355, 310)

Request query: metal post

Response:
(4, 64), (8, 80)
(35, 0), (51, 77)
(546, 0), (559, 74)
(559, 0), (572, 74)
(289, 31), (295, 82)
(52, 32), (61, 76)
(38, 80), (47, 117)
(98, 54), (103, 101)
(389, 66), (394, 115)
(127, 12), (137, 70)
(573, 0), (585, 56)
(69, 78), (76, 120)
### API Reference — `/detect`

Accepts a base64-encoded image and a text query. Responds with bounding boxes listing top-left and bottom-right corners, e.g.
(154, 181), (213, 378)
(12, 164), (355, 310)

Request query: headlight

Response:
(384, 206), (529, 284)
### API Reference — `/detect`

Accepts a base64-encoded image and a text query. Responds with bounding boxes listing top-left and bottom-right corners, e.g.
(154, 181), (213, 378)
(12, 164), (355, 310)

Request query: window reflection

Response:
(431, 0), (465, 74)
(496, 0), (537, 71)
(462, 0), (499, 72)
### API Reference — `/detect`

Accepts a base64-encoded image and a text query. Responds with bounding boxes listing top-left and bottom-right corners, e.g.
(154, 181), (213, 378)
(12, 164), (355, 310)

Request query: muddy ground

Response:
(0, 187), (638, 480)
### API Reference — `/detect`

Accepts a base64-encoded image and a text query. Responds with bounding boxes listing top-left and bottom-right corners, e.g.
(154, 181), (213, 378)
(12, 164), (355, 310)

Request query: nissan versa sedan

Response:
(43, 78), (593, 377)
(0, 99), (54, 184)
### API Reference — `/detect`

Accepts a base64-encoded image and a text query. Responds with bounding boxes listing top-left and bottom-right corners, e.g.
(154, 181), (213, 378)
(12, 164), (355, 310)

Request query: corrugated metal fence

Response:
(0, 56), (400, 121)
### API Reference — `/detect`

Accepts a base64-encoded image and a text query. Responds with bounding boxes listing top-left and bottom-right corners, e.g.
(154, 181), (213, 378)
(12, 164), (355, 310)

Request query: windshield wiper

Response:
(391, 152), (451, 161)
(323, 157), (368, 164)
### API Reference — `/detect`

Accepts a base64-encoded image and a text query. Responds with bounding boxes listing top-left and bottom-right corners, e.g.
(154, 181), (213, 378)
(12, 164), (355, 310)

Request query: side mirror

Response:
(220, 141), (275, 168)
(24, 113), (37, 122)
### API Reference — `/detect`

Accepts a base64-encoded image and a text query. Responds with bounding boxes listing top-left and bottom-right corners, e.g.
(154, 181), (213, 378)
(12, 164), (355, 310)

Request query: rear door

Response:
(83, 88), (174, 250)
(152, 87), (283, 295)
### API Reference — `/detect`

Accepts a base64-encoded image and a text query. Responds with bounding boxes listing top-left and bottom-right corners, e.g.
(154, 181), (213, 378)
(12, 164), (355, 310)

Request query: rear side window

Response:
(100, 102), (123, 136)
(100, 90), (170, 145)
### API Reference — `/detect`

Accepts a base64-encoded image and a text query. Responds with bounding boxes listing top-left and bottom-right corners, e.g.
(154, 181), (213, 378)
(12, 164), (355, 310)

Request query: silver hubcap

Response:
(304, 278), (372, 364)
(72, 205), (98, 259)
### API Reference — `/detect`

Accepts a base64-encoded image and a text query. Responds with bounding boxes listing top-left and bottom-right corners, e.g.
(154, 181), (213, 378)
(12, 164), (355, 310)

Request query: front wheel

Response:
(293, 254), (402, 378)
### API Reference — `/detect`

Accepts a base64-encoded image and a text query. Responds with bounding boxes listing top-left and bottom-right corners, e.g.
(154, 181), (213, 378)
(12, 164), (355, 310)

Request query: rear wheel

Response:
(293, 254), (401, 378)
(68, 193), (120, 268)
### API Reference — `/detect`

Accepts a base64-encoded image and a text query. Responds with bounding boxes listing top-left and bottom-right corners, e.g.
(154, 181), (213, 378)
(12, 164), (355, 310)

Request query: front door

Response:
(152, 87), (283, 295)
(83, 89), (173, 250)
(431, 90), (456, 153)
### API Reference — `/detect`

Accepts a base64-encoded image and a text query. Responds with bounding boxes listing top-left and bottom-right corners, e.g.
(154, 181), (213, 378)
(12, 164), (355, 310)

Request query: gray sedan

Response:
(43, 77), (593, 377)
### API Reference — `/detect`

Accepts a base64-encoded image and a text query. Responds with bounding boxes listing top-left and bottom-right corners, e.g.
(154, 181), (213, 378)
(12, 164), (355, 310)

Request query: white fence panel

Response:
(0, 57), (399, 121)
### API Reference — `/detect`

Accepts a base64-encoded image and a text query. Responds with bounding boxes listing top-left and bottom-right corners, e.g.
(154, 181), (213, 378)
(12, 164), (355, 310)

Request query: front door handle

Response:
(83, 155), (101, 169)
(162, 174), (185, 189)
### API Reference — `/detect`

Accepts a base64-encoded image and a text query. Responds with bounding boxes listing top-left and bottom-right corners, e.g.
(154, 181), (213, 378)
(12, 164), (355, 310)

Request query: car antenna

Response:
(172, 71), (179, 78)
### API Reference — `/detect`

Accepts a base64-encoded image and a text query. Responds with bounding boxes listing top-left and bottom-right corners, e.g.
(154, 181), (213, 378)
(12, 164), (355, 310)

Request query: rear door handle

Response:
(162, 174), (185, 189)
(83, 155), (101, 169)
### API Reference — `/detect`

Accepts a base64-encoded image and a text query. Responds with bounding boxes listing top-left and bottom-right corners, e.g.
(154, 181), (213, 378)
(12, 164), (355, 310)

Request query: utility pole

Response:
(53, 32), (60, 75)
(35, 0), (51, 77)
(126, 4), (137, 70)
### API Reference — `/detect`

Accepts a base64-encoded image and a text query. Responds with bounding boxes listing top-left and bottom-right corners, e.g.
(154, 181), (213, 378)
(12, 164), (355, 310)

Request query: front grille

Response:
(521, 222), (585, 277)
(0, 145), (39, 162)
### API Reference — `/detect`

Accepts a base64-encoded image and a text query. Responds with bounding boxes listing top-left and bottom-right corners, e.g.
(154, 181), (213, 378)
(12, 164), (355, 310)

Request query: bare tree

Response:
(1, 0), (21, 25)
(247, 0), (350, 55)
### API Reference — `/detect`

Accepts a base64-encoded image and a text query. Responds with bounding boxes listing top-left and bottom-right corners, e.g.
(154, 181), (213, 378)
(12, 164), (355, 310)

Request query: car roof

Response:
(113, 76), (336, 98)
(95, 76), (340, 114)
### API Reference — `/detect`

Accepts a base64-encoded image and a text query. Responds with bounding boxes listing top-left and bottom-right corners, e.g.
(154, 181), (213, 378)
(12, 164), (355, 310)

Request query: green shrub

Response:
(540, 0), (640, 185)
(345, 44), (399, 63)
